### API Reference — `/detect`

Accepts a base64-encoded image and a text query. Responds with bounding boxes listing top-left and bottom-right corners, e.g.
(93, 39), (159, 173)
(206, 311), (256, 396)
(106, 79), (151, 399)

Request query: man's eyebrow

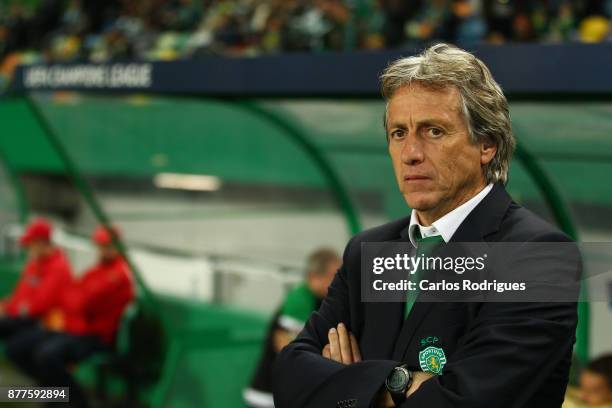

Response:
(388, 118), (454, 129)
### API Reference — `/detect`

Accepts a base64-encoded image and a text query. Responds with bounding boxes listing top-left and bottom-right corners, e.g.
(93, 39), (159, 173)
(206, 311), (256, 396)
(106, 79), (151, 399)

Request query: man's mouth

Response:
(404, 175), (430, 182)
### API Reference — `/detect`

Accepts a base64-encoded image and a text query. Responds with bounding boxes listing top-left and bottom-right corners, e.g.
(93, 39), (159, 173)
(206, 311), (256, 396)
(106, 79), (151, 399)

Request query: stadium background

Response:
(1, 0), (612, 407)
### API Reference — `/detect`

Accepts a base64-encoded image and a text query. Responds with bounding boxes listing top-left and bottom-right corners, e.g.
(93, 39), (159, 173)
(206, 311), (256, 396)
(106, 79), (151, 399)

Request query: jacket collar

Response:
(449, 182), (512, 242)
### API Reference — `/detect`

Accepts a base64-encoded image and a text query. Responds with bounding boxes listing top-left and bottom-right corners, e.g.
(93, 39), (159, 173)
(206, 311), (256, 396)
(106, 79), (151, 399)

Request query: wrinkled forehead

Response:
(390, 82), (463, 109)
(385, 83), (466, 126)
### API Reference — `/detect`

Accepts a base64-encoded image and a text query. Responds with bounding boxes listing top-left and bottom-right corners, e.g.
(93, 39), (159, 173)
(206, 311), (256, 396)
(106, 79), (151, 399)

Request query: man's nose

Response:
(400, 133), (424, 165)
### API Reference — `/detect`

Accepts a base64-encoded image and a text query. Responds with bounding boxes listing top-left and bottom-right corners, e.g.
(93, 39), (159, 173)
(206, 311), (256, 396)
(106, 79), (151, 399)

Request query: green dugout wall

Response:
(3, 96), (612, 209)
(1, 93), (609, 405)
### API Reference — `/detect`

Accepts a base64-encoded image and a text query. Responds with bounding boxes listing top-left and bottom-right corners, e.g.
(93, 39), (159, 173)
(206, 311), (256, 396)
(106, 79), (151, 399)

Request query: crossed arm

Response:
(274, 233), (580, 408)
(273, 252), (436, 408)
(321, 322), (434, 407)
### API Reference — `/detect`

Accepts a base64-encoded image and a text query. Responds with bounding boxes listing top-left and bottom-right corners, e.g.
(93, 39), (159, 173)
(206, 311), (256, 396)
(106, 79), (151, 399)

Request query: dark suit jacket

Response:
(273, 183), (580, 408)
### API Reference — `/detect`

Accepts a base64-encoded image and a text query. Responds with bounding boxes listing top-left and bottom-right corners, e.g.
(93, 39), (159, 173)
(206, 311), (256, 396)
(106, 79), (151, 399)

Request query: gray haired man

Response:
(273, 43), (579, 408)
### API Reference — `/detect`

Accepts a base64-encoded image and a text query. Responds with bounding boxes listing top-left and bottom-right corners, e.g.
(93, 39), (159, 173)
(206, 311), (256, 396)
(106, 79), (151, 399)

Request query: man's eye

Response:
(390, 130), (405, 139)
(427, 128), (443, 138)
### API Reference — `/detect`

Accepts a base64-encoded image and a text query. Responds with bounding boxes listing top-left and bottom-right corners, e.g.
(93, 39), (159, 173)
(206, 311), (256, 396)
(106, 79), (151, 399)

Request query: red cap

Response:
(92, 225), (120, 245)
(20, 218), (52, 246)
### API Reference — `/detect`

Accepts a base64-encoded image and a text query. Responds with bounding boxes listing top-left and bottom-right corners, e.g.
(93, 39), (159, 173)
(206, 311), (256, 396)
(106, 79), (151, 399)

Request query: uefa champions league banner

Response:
(17, 63), (154, 91)
(10, 54), (386, 95)
(10, 44), (612, 95)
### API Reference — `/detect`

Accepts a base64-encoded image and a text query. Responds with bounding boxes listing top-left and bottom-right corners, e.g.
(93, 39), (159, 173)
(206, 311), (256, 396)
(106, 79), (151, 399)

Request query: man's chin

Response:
(403, 193), (438, 212)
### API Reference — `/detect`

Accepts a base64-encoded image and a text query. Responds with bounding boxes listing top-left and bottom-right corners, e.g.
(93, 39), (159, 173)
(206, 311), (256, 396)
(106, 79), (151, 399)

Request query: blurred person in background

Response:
(404, 0), (453, 44)
(5, 225), (134, 408)
(564, 355), (612, 407)
(380, 0), (423, 47)
(0, 218), (73, 340)
(243, 247), (341, 408)
(281, 0), (350, 52)
(357, 0), (386, 49)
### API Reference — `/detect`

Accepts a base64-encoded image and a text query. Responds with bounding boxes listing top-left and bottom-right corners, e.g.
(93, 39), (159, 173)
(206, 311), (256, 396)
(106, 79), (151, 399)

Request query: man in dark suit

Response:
(273, 43), (580, 408)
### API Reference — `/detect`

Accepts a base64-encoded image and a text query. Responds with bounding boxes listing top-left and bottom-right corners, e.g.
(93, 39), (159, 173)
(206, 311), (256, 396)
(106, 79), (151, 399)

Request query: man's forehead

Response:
(389, 83), (461, 109)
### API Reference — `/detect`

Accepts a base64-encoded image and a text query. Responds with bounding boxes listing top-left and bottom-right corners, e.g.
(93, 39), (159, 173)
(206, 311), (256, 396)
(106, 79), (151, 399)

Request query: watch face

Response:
(388, 368), (408, 391)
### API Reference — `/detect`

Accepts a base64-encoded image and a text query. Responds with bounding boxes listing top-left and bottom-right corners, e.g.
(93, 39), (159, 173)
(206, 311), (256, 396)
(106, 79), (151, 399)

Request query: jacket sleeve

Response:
(76, 267), (133, 314)
(401, 233), (581, 408)
(25, 264), (72, 317)
(273, 237), (398, 408)
(3, 270), (32, 316)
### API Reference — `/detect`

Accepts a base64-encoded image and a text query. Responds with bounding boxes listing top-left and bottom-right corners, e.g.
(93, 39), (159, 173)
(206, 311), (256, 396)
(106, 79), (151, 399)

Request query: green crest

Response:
(419, 346), (447, 374)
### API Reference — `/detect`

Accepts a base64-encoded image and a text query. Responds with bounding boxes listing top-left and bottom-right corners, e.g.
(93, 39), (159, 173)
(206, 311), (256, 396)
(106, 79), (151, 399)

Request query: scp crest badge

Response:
(419, 346), (447, 374)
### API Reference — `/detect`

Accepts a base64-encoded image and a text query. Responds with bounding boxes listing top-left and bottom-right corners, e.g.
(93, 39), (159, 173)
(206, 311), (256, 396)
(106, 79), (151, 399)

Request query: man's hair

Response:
(380, 43), (516, 184)
(586, 354), (612, 388)
(306, 248), (340, 276)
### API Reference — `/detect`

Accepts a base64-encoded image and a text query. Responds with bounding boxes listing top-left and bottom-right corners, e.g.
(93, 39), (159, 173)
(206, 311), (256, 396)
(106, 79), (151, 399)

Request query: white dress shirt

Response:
(408, 183), (494, 248)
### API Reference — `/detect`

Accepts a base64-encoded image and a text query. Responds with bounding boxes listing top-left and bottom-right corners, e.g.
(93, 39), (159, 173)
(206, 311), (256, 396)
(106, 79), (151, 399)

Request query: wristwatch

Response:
(385, 364), (412, 406)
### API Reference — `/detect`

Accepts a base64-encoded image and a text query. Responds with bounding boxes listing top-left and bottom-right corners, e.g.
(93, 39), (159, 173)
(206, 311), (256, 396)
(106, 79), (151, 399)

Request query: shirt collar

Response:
(408, 183), (494, 248)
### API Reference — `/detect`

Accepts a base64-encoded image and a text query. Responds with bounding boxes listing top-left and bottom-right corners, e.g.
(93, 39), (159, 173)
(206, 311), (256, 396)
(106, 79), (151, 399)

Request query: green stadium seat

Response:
(89, 300), (166, 406)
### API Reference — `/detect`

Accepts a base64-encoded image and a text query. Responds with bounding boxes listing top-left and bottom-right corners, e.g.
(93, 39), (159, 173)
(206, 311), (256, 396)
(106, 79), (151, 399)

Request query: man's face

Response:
(308, 258), (341, 299)
(386, 83), (496, 224)
(580, 370), (612, 405)
(26, 240), (49, 259)
(97, 244), (119, 262)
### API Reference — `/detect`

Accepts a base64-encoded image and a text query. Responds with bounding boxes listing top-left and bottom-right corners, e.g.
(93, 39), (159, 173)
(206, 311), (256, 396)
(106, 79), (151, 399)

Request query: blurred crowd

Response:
(1, 0), (612, 91)
(1, 0), (612, 68)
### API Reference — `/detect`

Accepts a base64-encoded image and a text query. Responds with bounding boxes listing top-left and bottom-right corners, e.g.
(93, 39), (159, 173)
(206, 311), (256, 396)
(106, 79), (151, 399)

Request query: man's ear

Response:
(480, 139), (497, 165)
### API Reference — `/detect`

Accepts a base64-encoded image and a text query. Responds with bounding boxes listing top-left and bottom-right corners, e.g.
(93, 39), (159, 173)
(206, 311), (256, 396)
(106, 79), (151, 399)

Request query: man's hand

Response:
(272, 328), (294, 354)
(376, 371), (436, 407)
(321, 323), (362, 365)
(0, 301), (5, 317)
(321, 323), (434, 406)
(407, 371), (435, 397)
(43, 308), (65, 332)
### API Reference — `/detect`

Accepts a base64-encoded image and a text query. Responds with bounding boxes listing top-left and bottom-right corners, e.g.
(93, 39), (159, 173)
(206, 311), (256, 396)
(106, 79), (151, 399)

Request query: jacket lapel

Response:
(391, 182), (513, 361)
(359, 217), (413, 360)
(449, 182), (512, 243)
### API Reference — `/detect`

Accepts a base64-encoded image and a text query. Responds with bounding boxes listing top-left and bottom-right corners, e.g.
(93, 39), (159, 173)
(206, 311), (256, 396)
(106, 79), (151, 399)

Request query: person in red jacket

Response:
(0, 218), (73, 339)
(5, 225), (135, 408)
(44, 225), (135, 344)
